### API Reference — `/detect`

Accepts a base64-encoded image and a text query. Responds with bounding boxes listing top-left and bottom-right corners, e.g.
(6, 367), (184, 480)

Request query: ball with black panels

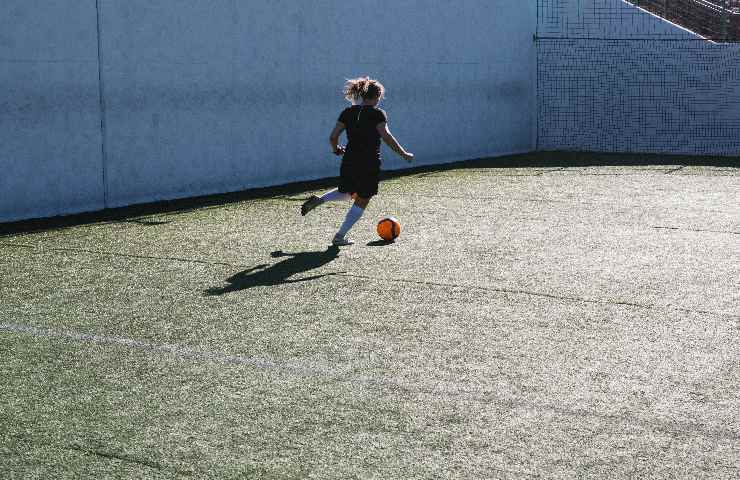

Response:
(376, 216), (401, 242)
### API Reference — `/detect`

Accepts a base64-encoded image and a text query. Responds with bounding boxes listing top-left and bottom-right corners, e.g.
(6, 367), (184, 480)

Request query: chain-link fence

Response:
(536, 0), (740, 156)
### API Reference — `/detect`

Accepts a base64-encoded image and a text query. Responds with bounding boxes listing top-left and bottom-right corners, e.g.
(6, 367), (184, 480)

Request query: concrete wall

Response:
(0, 0), (104, 222)
(1, 1), (537, 222)
(537, 0), (740, 155)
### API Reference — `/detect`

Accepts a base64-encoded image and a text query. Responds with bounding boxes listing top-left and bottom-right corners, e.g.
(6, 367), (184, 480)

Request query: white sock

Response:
(336, 204), (364, 238)
(320, 189), (352, 203)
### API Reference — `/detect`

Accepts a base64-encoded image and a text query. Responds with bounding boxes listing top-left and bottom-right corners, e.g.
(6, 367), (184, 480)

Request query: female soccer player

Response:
(301, 77), (414, 246)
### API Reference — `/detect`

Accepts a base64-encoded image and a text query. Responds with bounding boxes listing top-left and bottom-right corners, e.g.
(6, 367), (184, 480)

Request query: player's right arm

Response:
(377, 122), (413, 162)
(329, 121), (346, 156)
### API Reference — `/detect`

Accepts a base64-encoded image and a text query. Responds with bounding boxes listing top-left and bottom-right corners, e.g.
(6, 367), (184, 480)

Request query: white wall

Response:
(99, 0), (537, 208)
(0, 0), (104, 222)
(0, 1), (538, 222)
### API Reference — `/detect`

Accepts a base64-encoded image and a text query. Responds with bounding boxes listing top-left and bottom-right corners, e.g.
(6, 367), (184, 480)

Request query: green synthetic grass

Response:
(1, 154), (738, 479)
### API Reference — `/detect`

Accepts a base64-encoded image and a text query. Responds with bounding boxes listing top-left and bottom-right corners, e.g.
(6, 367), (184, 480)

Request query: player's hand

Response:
(333, 145), (345, 156)
(401, 152), (414, 163)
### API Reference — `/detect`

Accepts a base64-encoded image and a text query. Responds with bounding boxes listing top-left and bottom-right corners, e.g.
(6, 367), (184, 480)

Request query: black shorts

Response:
(338, 160), (380, 198)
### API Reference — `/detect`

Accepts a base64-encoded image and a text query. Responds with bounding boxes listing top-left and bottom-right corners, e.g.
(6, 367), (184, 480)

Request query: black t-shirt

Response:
(338, 106), (387, 165)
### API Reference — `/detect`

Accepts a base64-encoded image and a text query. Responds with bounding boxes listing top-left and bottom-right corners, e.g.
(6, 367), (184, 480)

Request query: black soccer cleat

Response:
(332, 235), (354, 246)
(301, 195), (322, 216)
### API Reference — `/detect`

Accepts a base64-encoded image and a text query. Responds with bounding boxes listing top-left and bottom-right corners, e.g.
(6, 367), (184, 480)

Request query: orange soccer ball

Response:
(377, 216), (401, 242)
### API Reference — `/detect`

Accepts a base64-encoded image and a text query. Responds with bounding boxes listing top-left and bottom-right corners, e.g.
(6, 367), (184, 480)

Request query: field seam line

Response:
(651, 226), (740, 235)
(0, 242), (248, 268)
(664, 166), (687, 174)
(2, 241), (736, 318)
(337, 273), (740, 319)
(2, 244), (736, 319)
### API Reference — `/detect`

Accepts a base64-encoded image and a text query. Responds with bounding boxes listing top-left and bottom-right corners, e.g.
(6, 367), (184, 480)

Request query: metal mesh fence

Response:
(536, 0), (740, 155)
(538, 0), (740, 41)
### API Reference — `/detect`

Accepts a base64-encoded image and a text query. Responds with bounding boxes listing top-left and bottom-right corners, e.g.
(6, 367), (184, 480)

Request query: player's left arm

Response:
(377, 122), (413, 162)
(329, 122), (346, 156)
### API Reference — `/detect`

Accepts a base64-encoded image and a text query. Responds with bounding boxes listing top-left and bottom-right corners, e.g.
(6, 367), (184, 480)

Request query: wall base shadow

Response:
(2, 151), (737, 236)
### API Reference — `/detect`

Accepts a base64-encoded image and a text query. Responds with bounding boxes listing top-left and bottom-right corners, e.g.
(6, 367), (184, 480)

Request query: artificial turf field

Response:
(1, 153), (738, 479)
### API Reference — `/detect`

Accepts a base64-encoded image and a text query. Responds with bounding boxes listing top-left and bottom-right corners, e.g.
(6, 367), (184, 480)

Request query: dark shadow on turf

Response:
(366, 240), (395, 247)
(205, 246), (342, 295)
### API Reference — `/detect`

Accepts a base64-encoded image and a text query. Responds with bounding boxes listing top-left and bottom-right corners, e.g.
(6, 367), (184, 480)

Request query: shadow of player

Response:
(205, 245), (342, 295)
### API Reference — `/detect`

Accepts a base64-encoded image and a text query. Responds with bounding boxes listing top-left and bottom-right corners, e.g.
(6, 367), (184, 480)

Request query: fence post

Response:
(721, 0), (729, 42)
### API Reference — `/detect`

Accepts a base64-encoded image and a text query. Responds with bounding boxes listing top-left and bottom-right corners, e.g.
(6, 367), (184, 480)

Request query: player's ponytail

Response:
(343, 76), (385, 103)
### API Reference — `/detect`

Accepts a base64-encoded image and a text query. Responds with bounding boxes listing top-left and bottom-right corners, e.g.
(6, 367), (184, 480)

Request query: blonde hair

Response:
(343, 76), (385, 103)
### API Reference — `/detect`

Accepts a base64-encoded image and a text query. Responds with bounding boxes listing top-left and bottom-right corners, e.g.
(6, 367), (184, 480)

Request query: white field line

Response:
(0, 321), (343, 377)
(3, 322), (739, 445)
